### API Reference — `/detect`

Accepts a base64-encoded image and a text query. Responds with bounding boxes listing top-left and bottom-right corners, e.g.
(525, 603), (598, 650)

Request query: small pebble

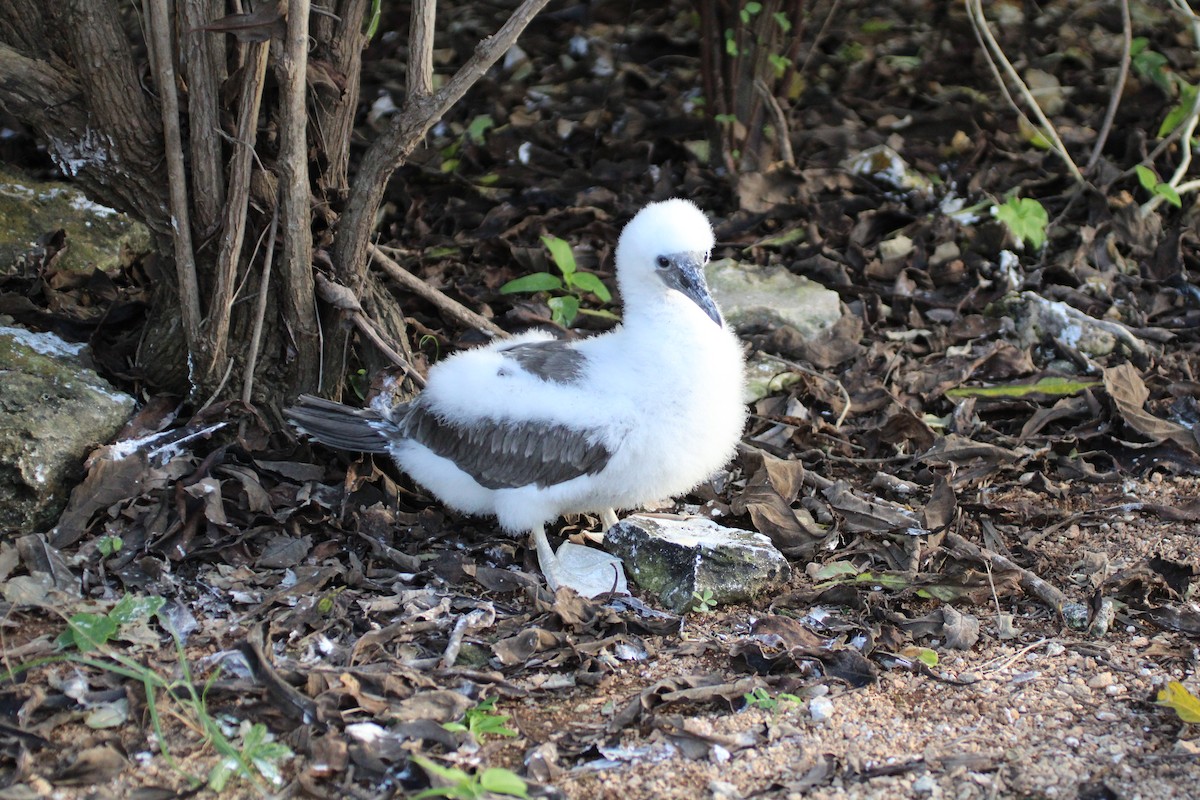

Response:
(1087, 673), (1113, 689)
(709, 780), (742, 800)
(809, 696), (835, 724)
(912, 774), (937, 796)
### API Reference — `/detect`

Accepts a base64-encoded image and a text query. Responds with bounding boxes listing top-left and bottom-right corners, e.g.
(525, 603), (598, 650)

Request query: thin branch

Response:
(243, 207), (281, 406)
(1085, 0), (1131, 174)
(333, 0), (554, 295)
(408, 0), (435, 102)
(146, 0), (204, 377)
(209, 39), (271, 378)
(370, 244), (506, 338)
(1140, 0), (1200, 215)
(965, 0), (1085, 185)
(314, 273), (427, 389)
(943, 532), (1069, 617)
(278, 0), (320, 390)
(754, 78), (794, 167)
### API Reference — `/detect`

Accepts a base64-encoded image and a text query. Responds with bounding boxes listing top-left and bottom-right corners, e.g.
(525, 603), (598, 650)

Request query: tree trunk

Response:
(0, 0), (552, 414)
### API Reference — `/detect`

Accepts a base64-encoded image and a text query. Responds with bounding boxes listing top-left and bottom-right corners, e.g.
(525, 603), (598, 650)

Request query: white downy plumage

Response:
(287, 199), (746, 596)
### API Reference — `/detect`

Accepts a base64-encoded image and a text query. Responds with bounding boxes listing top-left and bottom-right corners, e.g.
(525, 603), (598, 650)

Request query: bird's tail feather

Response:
(284, 394), (391, 454)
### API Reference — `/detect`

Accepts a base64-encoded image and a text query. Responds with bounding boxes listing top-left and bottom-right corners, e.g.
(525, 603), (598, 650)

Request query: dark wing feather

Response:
(284, 394), (392, 454)
(401, 401), (611, 489)
(498, 340), (586, 384)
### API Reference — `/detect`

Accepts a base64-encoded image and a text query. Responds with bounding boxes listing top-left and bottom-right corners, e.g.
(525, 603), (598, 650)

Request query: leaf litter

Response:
(1, 1), (1200, 798)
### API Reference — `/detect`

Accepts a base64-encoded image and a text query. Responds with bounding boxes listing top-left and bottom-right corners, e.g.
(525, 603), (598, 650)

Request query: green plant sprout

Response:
(992, 196), (1048, 250)
(442, 696), (519, 740)
(8, 594), (292, 793)
(499, 234), (617, 327)
(410, 755), (529, 800)
(1135, 165), (1183, 209)
(691, 589), (718, 613)
(743, 687), (802, 713)
(97, 535), (123, 557)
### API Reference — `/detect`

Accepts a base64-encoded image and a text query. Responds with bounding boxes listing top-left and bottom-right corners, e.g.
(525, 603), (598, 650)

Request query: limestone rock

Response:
(604, 515), (791, 612)
(0, 325), (135, 533)
(0, 167), (149, 274)
(706, 259), (842, 339)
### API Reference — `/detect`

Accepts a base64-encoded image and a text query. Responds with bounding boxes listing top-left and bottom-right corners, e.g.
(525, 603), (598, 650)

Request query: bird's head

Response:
(615, 198), (722, 325)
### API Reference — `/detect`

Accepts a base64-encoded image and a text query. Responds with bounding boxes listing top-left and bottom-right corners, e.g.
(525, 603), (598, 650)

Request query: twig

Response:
(965, 0), (1085, 185)
(314, 273), (428, 389)
(146, 0), (204, 378)
(370, 244), (506, 338)
(331, 0), (554, 295)
(209, 38), (270, 379)
(408, 0), (435, 102)
(1141, 0), (1200, 215)
(943, 532), (1068, 616)
(1086, 0), (1131, 174)
(242, 205), (280, 406)
(754, 78), (794, 166)
(278, 0), (321, 389)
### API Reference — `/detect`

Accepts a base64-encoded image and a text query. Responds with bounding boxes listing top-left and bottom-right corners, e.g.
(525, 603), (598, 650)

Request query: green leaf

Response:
(499, 273), (563, 294)
(208, 758), (237, 792)
(479, 768), (528, 797)
(811, 561), (861, 581)
(1160, 83), (1198, 138)
(548, 296), (579, 327)
(566, 271), (612, 302)
(1157, 183), (1182, 208)
(768, 53), (789, 79)
(993, 196), (1048, 250)
(1157, 681), (1200, 723)
(1133, 166), (1183, 208)
(945, 376), (1101, 400)
(540, 234), (577, 278)
(98, 536), (123, 557)
(1135, 165), (1159, 191)
(60, 613), (119, 652)
(466, 114), (495, 145)
(772, 11), (791, 33)
(110, 594), (165, 626)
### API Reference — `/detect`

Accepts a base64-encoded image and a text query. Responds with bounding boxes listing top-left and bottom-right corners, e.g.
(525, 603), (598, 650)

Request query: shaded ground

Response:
(2, 1), (1200, 798)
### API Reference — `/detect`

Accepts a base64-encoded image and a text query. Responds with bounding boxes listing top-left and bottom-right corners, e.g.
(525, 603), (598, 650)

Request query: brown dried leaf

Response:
(194, 6), (285, 42)
(52, 451), (150, 548)
(1103, 363), (1200, 455)
(732, 450), (826, 555)
(51, 745), (126, 786)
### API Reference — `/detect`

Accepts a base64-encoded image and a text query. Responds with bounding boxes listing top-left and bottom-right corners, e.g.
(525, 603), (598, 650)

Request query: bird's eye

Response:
(656, 256), (670, 268)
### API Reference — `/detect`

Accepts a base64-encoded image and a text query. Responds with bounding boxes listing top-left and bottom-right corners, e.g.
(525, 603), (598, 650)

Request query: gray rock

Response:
(0, 167), (150, 274)
(0, 325), (135, 533)
(705, 259), (842, 339)
(998, 291), (1147, 359)
(604, 515), (791, 613)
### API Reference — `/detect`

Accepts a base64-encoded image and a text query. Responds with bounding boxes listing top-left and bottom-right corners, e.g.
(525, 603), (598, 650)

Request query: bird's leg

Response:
(581, 507), (619, 545)
(531, 523), (563, 592)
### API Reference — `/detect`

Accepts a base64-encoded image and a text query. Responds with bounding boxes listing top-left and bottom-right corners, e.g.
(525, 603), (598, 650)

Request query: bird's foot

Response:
(532, 525), (628, 598)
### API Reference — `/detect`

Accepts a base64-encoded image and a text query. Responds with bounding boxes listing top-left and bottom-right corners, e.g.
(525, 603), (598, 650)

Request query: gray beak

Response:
(658, 252), (722, 326)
